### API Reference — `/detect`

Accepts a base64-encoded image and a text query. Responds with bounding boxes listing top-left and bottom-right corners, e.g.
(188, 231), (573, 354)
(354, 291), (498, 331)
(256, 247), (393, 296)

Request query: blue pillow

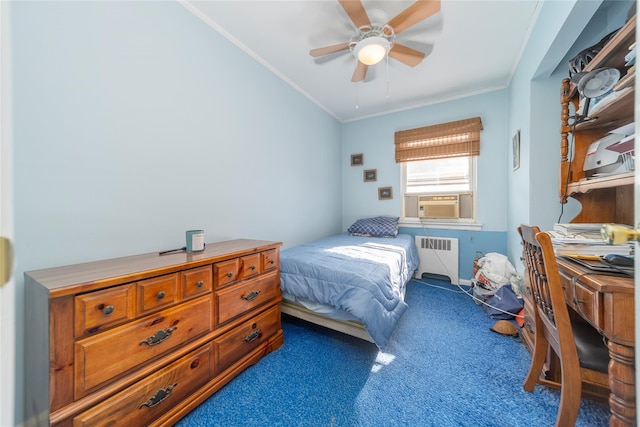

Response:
(347, 216), (399, 237)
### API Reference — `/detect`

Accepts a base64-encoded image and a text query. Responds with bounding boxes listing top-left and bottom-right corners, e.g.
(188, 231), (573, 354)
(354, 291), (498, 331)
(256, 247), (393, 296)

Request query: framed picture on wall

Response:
(363, 169), (377, 182)
(378, 186), (393, 200)
(351, 153), (364, 166)
(512, 130), (520, 171)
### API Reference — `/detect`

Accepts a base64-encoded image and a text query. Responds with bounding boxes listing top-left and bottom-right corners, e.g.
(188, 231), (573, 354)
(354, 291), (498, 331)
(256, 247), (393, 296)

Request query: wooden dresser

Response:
(24, 238), (283, 427)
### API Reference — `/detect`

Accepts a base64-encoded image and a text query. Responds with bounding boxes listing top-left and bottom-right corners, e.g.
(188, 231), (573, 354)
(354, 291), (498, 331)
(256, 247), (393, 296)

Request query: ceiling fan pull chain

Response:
(386, 54), (390, 99)
(355, 82), (359, 109)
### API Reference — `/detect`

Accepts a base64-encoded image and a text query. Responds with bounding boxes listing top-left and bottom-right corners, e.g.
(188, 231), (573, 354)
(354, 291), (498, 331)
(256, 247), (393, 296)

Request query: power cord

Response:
(558, 123), (576, 224)
(159, 246), (186, 255)
(414, 278), (467, 293)
(414, 225), (523, 320)
(458, 281), (525, 319)
(414, 276), (524, 320)
(159, 243), (207, 255)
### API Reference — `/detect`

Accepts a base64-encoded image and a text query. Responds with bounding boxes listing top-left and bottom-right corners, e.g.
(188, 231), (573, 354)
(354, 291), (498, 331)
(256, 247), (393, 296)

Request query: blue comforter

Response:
(280, 233), (420, 349)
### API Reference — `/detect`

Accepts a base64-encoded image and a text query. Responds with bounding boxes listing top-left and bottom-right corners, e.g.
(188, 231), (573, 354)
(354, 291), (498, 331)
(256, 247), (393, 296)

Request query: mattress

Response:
(279, 233), (420, 348)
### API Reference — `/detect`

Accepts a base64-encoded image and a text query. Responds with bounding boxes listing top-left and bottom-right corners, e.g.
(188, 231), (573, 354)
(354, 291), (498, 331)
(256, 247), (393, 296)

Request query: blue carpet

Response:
(176, 279), (610, 426)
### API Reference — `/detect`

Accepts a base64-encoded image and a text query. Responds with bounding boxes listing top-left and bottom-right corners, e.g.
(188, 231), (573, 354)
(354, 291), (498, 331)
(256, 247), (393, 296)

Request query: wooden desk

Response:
(557, 257), (635, 427)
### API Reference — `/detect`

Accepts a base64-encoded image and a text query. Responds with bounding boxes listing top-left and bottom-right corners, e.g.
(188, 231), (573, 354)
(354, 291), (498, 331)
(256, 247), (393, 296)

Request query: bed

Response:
(279, 217), (420, 349)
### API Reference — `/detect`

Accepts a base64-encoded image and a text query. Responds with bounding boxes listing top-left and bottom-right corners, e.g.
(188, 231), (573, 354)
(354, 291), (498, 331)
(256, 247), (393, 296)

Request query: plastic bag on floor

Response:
(482, 284), (524, 320)
(472, 252), (518, 299)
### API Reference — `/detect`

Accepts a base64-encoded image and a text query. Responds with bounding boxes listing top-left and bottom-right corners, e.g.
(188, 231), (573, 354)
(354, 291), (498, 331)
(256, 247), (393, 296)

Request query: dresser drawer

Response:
(558, 269), (576, 307)
(138, 273), (178, 315)
(214, 270), (280, 326)
(75, 284), (136, 337)
(181, 265), (212, 300)
(214, 258), (239, 289)
(238, 253), (261, 281)
(73, 344), (212, 427)
(573, 281), (602, 328)
(74, 295), (212, 398)
(261, 249), (279, 272)
(214, 304), (281, 375)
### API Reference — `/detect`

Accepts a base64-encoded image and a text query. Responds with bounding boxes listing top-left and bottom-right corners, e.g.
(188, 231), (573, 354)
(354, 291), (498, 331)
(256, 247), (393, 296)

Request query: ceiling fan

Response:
(310, 0), (441, 82)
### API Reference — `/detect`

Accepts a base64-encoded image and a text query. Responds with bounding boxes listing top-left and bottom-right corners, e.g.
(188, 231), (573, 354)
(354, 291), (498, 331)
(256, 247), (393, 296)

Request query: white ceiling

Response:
(181, 1), (541, 122)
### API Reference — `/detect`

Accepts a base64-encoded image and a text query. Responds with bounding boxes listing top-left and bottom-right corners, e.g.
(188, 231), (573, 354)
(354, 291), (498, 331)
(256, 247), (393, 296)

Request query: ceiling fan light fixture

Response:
(355, 36), (390, 65)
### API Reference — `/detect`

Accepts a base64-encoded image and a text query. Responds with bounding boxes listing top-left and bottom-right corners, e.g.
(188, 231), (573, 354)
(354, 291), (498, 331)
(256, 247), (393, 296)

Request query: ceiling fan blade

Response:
(310, 42), (350, 57)
(387, 0), (441, 35)
(352, 61), (368, 82)
(338, 0), (370, 29)
(389, 43), (426, 67)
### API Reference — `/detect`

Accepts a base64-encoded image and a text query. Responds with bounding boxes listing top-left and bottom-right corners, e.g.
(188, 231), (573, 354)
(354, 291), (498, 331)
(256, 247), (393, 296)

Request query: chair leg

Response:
(555, 360), (582, 427)
(524, 334), (548, 392)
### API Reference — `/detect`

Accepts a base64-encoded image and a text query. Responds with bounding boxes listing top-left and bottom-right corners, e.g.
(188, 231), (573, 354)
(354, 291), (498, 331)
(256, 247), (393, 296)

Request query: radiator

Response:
(415, 236), (459, 284)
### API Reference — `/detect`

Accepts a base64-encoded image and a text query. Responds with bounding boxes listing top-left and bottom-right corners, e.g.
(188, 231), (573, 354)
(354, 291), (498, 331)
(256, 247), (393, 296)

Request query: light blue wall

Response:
(341, 89), (509, 231)
(11, 2), (341, 423)
(341, 88), (510, 281)
(12, 1), (343, 266)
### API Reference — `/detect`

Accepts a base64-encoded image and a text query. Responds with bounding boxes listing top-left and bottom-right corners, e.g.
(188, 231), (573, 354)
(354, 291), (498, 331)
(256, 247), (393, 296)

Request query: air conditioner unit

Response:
(418, 194), (460, 219)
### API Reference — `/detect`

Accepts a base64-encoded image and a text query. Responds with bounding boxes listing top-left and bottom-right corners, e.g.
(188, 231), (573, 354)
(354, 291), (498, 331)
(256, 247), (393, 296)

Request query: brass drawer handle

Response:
(268, 259), (274, 265)
(249, 265), (256, 271)
(243, 329), (262, 343)
(241, 290), (261, 302)
(139, 326), (177, 346)
(138, 383), (178, 409)
(102, 305), (114, 315)
(196, 280), (204, 288)
(226, 272), (233, 278)
(157, 291), (165, 300)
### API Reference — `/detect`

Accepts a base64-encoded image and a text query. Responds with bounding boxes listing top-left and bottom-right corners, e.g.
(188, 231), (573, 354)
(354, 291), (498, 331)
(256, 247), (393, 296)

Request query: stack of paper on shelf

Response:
(626, 41), (636, 67)
(549, 223), (634, 256)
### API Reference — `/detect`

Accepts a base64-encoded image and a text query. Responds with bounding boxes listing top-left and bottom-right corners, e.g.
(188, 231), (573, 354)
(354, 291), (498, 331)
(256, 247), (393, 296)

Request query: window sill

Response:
(399, 218), (483, 231)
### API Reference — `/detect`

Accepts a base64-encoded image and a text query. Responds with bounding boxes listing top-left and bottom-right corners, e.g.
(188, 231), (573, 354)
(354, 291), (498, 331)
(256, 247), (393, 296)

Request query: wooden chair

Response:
(518, 225), (610, 427)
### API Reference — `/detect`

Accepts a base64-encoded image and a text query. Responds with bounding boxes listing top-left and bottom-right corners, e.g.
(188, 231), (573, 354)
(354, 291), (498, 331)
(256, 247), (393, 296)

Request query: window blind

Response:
(395, 117), (483, 163)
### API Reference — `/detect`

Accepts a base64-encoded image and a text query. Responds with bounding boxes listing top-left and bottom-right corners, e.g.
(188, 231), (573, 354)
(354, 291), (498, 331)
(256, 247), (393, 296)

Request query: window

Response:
(401, 157), (476, 221)
(405, 157), (472, 194)
(395, 117), (482, 222)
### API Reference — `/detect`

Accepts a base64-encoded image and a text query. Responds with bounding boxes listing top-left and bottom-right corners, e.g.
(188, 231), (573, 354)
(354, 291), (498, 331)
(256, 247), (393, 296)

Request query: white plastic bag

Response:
(472, 252), (518, 300)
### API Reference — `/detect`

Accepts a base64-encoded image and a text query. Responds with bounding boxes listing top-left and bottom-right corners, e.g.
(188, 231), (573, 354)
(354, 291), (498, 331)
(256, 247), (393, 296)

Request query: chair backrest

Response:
(518, 224), (579, 366)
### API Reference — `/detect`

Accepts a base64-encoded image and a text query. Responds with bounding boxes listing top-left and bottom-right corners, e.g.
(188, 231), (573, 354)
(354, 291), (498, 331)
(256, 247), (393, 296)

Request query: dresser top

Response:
(25, 238), (281, 297)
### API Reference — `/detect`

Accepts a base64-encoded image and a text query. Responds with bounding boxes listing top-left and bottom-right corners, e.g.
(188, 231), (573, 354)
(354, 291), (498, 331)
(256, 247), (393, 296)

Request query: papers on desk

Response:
(551, 223), (634, 257)
(563, 256), (625, 273)
(553, 244), (633, 256)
